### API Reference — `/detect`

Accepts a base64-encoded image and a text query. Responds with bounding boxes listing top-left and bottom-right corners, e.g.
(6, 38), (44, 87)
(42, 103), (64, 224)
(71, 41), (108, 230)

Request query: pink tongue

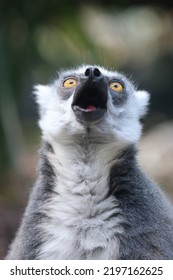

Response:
(86, 105), (97, 111)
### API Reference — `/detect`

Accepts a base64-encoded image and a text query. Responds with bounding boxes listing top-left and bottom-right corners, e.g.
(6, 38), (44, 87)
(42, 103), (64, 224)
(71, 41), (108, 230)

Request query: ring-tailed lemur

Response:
(6, 65), (173, 259)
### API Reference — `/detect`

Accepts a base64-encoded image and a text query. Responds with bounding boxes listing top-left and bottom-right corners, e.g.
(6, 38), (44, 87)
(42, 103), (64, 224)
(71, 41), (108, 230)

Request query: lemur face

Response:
(34, 65), (149, 145)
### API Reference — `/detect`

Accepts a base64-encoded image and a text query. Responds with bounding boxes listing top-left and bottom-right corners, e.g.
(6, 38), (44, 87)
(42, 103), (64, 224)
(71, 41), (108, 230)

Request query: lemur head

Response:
(34, 65), (149, 146)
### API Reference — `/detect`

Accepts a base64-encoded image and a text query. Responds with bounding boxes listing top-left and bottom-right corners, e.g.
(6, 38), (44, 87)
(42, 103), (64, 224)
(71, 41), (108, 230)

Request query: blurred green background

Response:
(0, 0), (173, 259)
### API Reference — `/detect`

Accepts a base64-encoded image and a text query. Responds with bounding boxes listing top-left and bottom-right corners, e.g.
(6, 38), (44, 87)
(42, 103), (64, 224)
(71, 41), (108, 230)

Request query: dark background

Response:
(0, 0), (173, 259)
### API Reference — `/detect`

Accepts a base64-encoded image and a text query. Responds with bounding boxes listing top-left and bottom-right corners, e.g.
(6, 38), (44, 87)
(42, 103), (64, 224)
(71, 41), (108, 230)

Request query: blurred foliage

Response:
(0, 0), (173, 259)
(1, 0), (173, 180)
(0, 0), (173, 187)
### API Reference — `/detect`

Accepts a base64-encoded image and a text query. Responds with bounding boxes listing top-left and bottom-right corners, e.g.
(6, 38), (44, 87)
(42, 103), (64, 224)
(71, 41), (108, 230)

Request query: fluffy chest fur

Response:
(38, 141), (124, 259)
(6, 66), (173, 261)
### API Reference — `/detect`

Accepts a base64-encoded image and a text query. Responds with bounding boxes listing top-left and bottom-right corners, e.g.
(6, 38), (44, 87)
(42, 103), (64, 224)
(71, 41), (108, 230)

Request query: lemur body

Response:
(6, 65), (173, 259)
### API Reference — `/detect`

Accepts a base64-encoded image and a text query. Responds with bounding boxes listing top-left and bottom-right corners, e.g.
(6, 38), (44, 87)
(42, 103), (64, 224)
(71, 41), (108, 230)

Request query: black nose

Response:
(85, 67), (102, 79)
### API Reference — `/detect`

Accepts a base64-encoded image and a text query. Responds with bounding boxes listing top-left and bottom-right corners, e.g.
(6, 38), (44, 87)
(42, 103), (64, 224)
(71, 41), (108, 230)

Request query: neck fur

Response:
(38, 132), (129, 259)
(43, 133), (127, 197)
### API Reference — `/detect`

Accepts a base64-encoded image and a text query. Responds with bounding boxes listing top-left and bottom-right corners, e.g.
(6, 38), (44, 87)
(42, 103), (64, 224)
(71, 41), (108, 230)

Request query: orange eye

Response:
(109, 81), (124, 92)
(63, 78), (77, 88)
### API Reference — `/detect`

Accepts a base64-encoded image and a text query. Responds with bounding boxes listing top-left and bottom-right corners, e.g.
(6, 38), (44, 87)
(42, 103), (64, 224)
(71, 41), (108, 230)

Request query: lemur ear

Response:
(33, 85), (51, 106)
(134, 90), (150, 117)
(33, 85), (53, 116)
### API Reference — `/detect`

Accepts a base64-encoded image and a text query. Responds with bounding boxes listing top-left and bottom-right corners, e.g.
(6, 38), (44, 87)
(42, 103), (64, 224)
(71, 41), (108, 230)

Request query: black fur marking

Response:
(39, 150), (56, 195)
(44, 142), (54, 154)
(107, 145), (137, 197)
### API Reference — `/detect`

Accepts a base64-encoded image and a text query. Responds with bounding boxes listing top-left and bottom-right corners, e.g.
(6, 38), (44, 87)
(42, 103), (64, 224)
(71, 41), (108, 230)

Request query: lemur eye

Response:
(109, 81), (124, 92)
(63, 78), (77, 88)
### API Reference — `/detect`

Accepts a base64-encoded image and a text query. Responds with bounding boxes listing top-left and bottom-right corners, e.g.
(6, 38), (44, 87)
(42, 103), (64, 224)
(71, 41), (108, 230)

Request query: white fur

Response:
(34, 86), (149, 146)
(38, 141), (124, 259)
(134, 90), (150, 117)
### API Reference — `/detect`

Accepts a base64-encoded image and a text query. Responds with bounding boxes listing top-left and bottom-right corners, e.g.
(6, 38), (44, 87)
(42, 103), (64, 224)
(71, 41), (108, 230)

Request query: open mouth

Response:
(72, 85), (107, 123)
